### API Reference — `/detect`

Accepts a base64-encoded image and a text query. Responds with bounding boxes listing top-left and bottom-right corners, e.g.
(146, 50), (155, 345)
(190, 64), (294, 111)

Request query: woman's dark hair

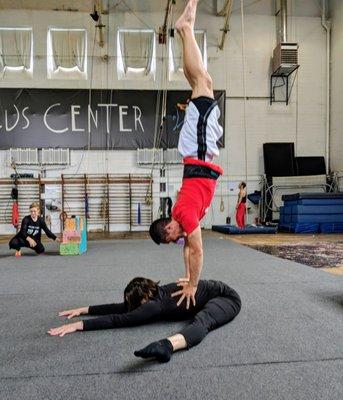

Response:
(240, 181), (246, 188)
(124, 277), (160, 311)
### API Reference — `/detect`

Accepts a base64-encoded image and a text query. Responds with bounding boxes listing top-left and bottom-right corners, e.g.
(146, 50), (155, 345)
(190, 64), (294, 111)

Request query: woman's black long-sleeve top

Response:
(83, 280), (241, 331)
(15, 215), (56, 241)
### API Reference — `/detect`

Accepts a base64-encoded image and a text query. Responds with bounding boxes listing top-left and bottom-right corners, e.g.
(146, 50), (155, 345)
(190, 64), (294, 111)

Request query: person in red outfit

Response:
(235, 182), (247, 228)
(149, 0), (223, 310)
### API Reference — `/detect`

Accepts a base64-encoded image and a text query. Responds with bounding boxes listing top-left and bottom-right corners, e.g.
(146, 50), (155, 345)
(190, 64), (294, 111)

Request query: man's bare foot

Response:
(15, 250), (21, 257)
(175, 0), (199, 33)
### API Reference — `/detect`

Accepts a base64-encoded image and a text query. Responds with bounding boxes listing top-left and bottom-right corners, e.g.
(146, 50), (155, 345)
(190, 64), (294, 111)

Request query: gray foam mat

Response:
(1, 236), (342, 399)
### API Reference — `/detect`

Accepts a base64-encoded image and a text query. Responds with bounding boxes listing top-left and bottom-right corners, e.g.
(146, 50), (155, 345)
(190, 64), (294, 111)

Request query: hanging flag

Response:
(137, 203), (141, 225)
(85, 193), (89, 219)
(12, 202), (19, 228)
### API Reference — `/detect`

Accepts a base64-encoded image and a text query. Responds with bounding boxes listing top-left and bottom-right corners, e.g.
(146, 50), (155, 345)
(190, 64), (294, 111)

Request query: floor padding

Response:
(1, 235), (342, 400)
(247, 241), (343, 268)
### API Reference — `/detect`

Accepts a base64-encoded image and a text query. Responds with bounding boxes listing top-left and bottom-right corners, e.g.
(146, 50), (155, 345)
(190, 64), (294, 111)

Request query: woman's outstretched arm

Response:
(83, 300), (162, 331)
(40, 218), (57, 241)
(48, 300), (162, 337)
(88, 302), (127, 315)
(48, 321), (83, 337)
(59, 307), (89, 319)
(58, 303), (127, 319)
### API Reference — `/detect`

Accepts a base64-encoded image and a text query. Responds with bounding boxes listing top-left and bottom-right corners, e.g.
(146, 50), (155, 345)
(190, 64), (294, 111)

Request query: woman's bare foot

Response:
(175, 0), (199, 33)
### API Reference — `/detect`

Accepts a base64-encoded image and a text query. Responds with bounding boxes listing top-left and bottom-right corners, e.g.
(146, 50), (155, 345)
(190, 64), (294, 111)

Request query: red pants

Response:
(236, 203), (246, 228)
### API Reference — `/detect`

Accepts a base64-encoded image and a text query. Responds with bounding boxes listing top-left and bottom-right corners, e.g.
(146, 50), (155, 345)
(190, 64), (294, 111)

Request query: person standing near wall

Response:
(235, 182), (247, 228)
(9, 202), (60, 257)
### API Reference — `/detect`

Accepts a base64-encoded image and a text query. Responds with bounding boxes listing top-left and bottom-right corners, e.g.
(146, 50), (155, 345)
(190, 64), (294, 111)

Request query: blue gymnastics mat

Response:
(283, 205), (343, 215)
(320, 223), (343, 233)
(290, 214), (343, 223)
(282, 193), (343, 201)
(284, 199), (343, 206)
(212, 225), (277, 235)
(278, 223), (319, 234)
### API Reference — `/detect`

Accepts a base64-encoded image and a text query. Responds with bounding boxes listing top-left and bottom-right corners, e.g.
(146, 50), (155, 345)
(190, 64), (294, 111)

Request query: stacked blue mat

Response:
(279, 193), (343, 233)
(212, 225), (277, 235)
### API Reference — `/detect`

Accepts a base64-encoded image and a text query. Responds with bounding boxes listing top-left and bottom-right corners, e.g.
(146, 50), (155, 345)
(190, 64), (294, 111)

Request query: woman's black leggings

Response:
(180, 293), (241, 348)
(9, 236), (45, 254)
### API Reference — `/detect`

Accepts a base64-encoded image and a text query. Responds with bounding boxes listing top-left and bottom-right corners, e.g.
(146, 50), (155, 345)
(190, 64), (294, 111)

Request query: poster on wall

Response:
(43, 185), (62, 234)
(0, 89), (225, 150)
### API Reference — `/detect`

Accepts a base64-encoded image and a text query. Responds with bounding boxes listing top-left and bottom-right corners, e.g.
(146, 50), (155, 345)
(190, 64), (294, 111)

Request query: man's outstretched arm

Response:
(186, 226), (203, 287)
(182, 241), (191, 280)
(173, 226), (203, 309)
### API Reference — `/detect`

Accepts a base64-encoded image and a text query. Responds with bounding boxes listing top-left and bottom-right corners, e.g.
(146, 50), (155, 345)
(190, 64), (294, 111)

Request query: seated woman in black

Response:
(48, 277), (241, 363)
(9, 202), (60, 257)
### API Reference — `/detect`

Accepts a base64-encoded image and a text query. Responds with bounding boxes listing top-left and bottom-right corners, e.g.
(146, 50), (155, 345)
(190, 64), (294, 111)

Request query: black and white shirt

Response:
(17, 216), (56, 242)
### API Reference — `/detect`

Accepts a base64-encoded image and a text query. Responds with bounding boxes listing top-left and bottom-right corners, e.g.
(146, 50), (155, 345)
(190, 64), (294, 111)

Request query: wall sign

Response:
(0, 89), (225, 149)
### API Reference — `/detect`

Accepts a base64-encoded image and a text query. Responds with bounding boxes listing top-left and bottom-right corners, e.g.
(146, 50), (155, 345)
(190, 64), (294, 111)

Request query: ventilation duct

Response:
(272, 42), (299, 75)
(270, 0), (299, 104)
(41, 148), (70, 165)
(9, 148), (38, 165)
(137, 149), (163, 165)
(164, 148), (182, 164)
(272, 0), (299, 75)
(279, 0), (288, 43)
(137, 148), (183, 165)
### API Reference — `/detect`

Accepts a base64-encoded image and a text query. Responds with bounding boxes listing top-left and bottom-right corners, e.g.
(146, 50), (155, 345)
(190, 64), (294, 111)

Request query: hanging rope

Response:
(295, 69), (299, 155)
(220, 180), (225, 212)
(240, 0), (249, 222)
(70, 25), (97, 178)
(88, 28), (97, 150)
(145, 0), (174, 204)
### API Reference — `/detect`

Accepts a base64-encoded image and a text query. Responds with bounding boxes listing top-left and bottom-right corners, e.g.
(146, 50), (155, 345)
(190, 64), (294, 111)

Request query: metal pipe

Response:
(321, 0), (331, 174)
(163, 0), (173, 31)
(218, 0), (232, 17)
(97, 15), (105, 48)
(280, 0), (287, 43)
(218, 0), (233, 50)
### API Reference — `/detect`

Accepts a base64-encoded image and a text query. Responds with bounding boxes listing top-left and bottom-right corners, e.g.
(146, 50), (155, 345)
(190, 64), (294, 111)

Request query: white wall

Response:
(0, 4), (328, 230)
(330, 0), (343, 172)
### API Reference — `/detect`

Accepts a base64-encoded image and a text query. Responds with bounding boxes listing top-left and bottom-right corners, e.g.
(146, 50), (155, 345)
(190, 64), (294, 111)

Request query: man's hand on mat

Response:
(48, 321), (83, 337)
(59, 307), (89, 319)
(171, 282), (197, 309)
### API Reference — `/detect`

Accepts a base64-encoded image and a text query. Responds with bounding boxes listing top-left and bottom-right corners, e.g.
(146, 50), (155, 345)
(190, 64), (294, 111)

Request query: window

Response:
(47, 28), (87, 80)
(117, 29), (156, 80)
(169, 30), (207, 81)
(0, 28), (33, 76)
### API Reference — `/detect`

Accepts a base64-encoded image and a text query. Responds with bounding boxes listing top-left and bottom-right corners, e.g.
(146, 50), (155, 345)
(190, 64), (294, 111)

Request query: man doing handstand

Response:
(149, 0), (224, 309)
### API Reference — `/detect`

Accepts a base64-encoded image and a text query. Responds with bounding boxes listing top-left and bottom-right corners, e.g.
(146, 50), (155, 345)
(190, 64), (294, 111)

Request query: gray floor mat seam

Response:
(1, 356), (343, 381)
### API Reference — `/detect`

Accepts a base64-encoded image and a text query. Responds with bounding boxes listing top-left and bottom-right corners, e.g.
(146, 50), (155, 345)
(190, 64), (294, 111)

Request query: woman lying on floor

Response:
(48, 277), (241, 363)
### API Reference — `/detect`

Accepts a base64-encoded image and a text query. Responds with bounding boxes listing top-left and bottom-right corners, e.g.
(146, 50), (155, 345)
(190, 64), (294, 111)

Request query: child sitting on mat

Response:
(9, 202), (60, 257)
